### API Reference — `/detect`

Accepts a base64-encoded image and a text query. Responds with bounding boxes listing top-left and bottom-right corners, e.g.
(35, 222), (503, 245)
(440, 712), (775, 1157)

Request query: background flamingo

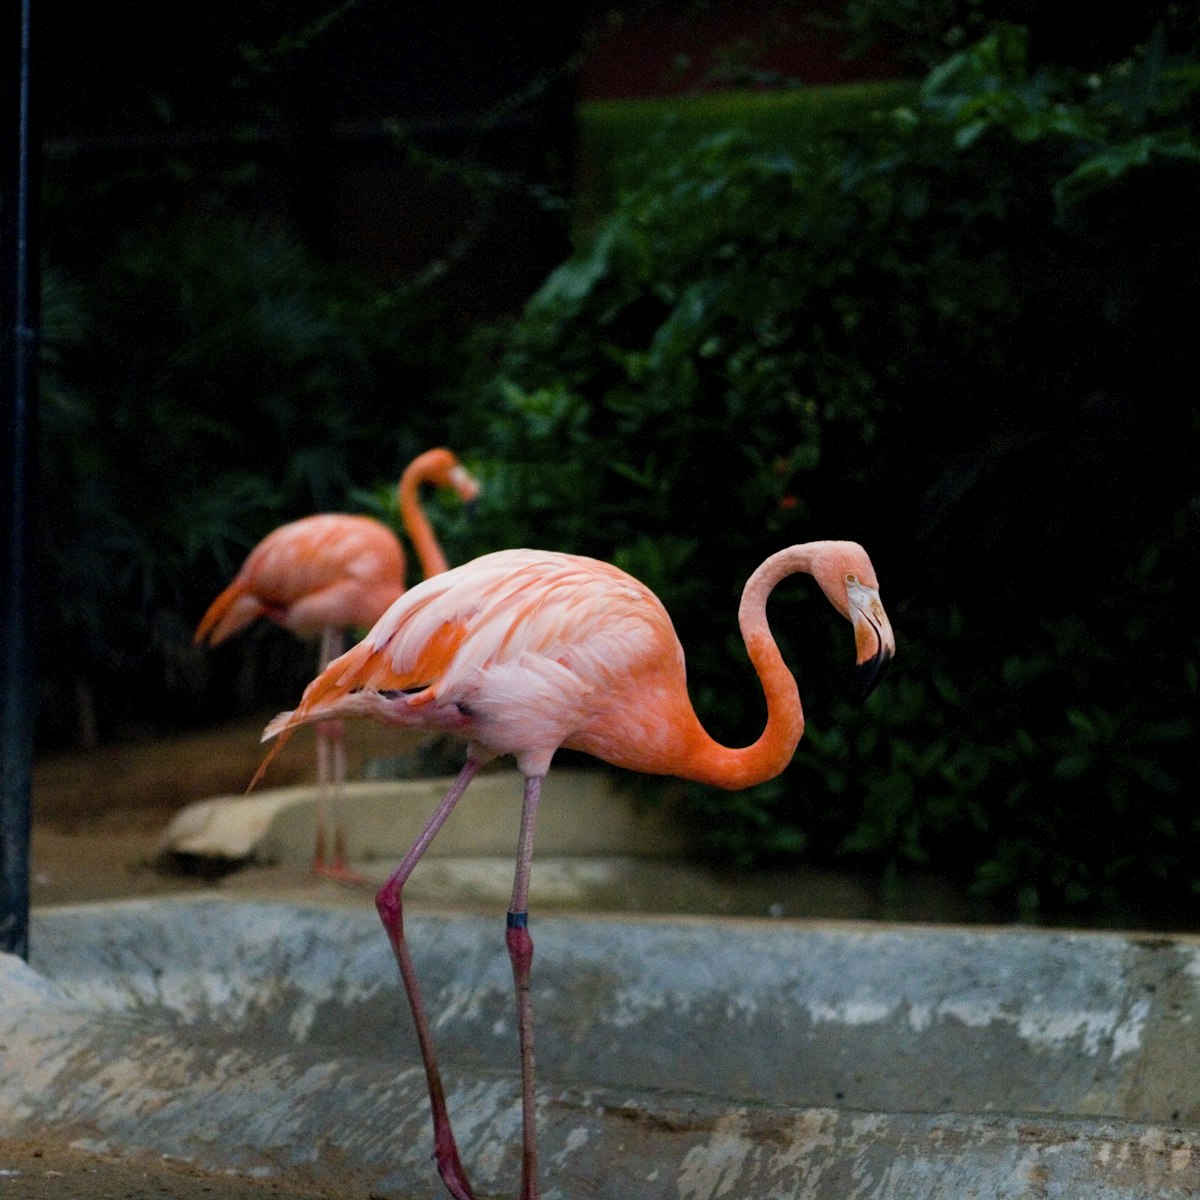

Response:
(255, 540), (895, 1199)
(195, 447), (480, 878)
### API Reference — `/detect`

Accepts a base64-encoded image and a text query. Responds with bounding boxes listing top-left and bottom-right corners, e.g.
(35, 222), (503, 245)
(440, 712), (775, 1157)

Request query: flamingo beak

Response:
(849, 584), (895, 702)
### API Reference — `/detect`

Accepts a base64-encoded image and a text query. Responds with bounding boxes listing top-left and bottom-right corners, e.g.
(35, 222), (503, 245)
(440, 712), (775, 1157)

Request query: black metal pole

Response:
(1, 0), (38, 960)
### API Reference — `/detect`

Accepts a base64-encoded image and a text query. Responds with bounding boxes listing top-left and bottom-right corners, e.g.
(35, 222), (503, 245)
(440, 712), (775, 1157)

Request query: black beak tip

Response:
(854, 650), (893, 704)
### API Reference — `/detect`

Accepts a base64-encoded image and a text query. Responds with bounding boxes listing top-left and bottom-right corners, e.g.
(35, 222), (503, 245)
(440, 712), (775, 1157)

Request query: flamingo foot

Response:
(310, 858), (373, 886)
(311, 828), (372, 886)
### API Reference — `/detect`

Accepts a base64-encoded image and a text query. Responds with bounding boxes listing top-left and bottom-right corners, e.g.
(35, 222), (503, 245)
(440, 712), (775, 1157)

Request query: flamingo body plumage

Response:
(264, 549), (690, 777)
(256, 540), (895, 1200)
(193, 513), (405, 646)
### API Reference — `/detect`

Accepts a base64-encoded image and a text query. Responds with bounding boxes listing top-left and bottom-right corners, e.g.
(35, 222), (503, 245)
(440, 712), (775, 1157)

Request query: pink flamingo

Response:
(195, 447), (480, 878)
(254, 540), (895, 1198)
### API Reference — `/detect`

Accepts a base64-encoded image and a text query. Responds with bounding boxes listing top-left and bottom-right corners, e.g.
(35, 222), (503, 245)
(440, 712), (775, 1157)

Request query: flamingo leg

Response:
(313, 721), (333, 871)
(507, 774), (544, 1200)
(331, 724), (349, 867)
(376, 756), (485, 1200)
(312, 628), (365, 883)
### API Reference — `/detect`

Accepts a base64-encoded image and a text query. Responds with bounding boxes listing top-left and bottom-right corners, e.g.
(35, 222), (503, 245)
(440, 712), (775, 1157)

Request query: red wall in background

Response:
(579, 2), (902, 100)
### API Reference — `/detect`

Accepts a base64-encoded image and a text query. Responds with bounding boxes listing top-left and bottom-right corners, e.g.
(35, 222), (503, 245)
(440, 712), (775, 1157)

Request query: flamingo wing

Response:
(338, 549), (675, 696)
(259, 550), (686, 778)
(197, 514), (405, 643)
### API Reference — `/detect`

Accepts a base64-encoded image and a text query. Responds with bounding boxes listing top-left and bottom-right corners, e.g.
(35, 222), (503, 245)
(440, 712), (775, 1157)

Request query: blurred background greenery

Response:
(29, 1), (1200, 922)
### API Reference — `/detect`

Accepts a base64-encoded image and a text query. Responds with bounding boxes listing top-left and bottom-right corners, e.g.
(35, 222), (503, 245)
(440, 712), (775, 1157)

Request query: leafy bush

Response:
(450, 24), (1200, 919)
(576, 80), (913, 225)
(37, 218), (467, 746)
(840, 0), (1200, 71)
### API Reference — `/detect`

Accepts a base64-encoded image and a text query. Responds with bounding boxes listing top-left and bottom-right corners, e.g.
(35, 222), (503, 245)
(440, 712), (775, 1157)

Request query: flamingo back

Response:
(376, 551), (670, 679)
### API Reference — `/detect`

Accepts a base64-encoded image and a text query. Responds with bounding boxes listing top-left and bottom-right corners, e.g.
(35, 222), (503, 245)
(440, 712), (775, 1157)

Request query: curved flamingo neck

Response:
(398, 452), (451, 578)
(678, 546), (812, 790)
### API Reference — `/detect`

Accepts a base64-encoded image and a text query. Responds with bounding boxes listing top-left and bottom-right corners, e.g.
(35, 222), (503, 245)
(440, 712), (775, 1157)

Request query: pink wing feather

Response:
(255, 549), (685, 785)
(195, 514), (405, 644)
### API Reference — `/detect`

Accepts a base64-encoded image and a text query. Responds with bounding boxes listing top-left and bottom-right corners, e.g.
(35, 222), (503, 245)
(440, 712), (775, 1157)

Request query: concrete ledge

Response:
(161, 770), (687, 865)
(5, 899), (1200, 1198)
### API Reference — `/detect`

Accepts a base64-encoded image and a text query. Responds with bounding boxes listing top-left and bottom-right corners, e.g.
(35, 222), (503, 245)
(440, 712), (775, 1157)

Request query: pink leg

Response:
(313, 718), (366, 882)
(313, 718), (332, 871)
(312, 629), (366, 883)
(376, 757), (484, 1200)
(507, 774), (544, 1200)
(330, 724), (351, 869)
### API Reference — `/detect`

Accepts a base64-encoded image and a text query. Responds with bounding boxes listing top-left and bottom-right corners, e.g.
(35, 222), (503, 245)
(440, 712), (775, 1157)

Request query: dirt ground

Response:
(14, 716), (419, 1199)
(0, 1135), (340, 1200)
(29, 715), (406, 908)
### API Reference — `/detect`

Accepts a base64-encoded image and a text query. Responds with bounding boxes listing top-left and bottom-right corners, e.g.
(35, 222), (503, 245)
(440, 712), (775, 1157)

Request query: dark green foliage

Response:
(450, 25), (1200, 920)
(841, 0), (1200, 71)
(576, 80), (915, 225)
(37, 219), (467, 745)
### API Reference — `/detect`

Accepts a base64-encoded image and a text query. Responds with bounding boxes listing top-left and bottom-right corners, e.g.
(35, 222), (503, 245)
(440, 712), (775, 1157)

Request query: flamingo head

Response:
(436, 449), (481, 506)
(810, 541), (896, 701)
(403, 448), (482, 507)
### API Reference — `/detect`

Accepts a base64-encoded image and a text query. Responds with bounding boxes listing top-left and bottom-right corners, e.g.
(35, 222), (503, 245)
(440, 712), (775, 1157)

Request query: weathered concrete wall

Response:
(3, 898), (1200, 1198)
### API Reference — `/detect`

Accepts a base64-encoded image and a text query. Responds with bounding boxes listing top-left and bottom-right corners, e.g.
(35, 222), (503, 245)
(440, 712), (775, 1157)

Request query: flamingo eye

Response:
(846, 572), (858, 584)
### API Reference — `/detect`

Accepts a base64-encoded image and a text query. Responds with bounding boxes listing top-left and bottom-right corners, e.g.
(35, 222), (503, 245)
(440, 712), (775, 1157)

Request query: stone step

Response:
(161, 770), (687, 863)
